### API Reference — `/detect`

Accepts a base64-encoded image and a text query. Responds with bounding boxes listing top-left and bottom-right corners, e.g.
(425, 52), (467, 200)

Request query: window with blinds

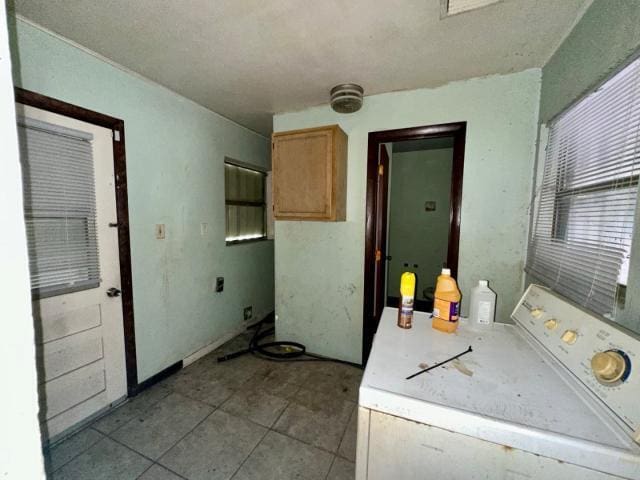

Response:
(17, 117), (100, 298)
(225, 160), (266, 244)
(526, 56), (640, 319)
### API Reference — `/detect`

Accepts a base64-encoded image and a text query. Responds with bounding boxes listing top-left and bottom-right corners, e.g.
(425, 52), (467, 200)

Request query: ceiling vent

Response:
(441, 0), (502, 17)
(330, 84), (364, 114)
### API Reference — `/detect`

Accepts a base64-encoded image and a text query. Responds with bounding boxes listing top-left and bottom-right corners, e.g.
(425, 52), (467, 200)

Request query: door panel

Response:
(34, 304), (102, 343)
(17, 104), (126, 441)
(373, 144), (390, 321)
(39, 327), (104, 382)
(43, 361), (106, 420)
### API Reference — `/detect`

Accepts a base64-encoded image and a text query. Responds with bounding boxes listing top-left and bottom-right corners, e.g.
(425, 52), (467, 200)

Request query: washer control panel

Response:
(512, 284), (640, 436)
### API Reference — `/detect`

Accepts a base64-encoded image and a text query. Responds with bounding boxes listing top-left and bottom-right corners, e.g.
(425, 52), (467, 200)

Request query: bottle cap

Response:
(479, 280), (488, 286)
(441, 268), (451, 275)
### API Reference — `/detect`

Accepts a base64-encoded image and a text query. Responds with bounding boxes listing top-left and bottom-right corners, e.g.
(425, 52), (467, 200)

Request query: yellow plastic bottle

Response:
(432, 268), (461, 333)
(397, 272), (416, 329)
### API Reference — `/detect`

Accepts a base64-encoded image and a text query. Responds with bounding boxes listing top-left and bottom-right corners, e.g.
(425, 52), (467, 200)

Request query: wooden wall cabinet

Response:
(272, 125), (347, 221)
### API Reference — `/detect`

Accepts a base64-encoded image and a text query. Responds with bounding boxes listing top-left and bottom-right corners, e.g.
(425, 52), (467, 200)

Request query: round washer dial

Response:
(591, 350), (631, 385)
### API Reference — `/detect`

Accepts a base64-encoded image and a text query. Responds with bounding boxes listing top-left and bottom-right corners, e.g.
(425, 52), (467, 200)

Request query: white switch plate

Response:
(155, 224), (165, 239)
(200, 222), (209, 236)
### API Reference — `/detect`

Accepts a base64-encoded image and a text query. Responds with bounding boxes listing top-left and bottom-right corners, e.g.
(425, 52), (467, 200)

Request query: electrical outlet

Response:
(244, 306), (253, 321)
(215, 277), (224, 292)
(155, 224), (165, 239)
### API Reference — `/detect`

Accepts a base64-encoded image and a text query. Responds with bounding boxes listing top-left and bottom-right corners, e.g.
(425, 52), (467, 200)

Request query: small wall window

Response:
(225, 159), (267, 244)
(17, 117), (100, 298)
(526, 56), (640, 319)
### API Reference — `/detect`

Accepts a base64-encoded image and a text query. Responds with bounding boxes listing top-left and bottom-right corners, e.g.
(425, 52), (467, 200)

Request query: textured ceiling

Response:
(13, 0), (591, 135)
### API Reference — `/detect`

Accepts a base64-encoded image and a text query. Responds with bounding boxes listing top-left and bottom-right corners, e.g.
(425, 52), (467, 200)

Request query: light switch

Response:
(155, 224), (165, 239)
(200, 222), (209, 236)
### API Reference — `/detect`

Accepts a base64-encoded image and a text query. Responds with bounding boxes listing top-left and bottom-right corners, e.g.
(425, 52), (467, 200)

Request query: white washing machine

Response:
(356, 284), (640, 479)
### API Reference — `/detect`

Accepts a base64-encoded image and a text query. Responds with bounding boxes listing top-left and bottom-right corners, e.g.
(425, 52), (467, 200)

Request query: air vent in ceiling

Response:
(441, 0), (502, 17)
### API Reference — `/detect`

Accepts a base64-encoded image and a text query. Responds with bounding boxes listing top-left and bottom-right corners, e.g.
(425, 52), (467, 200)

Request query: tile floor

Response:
(44, 331), (362, 480)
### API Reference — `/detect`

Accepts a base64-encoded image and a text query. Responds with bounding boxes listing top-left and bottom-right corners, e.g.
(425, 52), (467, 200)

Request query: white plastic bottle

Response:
(469, 280), (496, 325)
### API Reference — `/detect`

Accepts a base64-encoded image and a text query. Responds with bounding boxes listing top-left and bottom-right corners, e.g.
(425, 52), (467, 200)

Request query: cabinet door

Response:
(273, 128), (334, 220)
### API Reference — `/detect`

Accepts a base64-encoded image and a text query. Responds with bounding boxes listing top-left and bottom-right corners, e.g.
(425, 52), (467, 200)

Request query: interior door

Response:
(16, 103), (127, 441)
(373, 144), (390, 320)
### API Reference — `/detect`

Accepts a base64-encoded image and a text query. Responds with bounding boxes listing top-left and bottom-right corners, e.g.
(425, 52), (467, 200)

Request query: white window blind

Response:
(526, 57), (640, 318)
(225, 161), (266, 243)
(17, 116), (100, 298)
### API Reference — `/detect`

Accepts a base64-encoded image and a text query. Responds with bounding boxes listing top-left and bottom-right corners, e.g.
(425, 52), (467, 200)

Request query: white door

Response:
(16, 103), (127, 441)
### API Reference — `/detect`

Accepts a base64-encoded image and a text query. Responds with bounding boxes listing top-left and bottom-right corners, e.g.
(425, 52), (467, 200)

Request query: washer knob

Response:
(530, 308), (544, 319)
(544, 318), (558, 330)
(561, 329), (578, 345)
(591, 351), (627, 384)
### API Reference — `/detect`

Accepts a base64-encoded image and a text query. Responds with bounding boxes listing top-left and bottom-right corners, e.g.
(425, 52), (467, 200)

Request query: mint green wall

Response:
(540, 0), (640, 124)
(537, 1), (640, 334)
(9, 19), (274, 382)
(274, 69), (541, 363)
(387, 149), (453, 301)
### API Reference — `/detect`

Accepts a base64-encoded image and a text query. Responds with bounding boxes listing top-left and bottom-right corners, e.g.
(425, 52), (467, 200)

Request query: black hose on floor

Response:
(216, 313), (361, 368)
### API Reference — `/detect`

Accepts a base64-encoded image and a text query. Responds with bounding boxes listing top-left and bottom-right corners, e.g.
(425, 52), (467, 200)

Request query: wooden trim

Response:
(271, 123), (342, 138)
(225, 200), (266, 207)
(131, 360), (182, 396)
(225, 237), (269, 246)
(15, 87), (139, 396)
(362, 122), (467, 364)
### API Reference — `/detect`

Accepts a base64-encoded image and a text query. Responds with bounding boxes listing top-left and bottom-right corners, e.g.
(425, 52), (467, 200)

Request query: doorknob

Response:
(106, 287), (121, 297)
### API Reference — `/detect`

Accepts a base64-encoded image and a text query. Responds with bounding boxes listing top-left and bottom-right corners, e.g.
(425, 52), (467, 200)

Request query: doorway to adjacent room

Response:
(362, 122), (466, 363)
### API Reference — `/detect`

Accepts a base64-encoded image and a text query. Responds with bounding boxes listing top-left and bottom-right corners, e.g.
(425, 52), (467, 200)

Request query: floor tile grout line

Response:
(154, 405), (220, 467)
(88, 389), (212, 459)
(93, 362), (265, 470)
(49, 388), (174, 476)
(324, 454), (338, 480)
(46, 429), (107, 475)
(96, 399), (220, 470)
(90, 385), (172, 437)
(228, 422), (272, 480)
(133, 462), (155, 480)
(214, 386), (353, 458)
(267, 386), (357, 456)
(335, 402), (358, 459)
(100, 429), (191, 480)
(46, 341), (359, 478)
(99, 430), (165, 465)
(149, 462), (190, 480)
(268, 388), (296, 429)
(269, 428), (345, 457)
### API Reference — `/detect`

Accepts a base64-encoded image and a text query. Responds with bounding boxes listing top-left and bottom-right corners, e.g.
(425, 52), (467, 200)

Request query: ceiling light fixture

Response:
(330, 84), (364, 114)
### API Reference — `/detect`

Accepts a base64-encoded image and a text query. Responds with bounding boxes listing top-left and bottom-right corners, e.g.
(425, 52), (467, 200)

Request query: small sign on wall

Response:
(424, 201), (436, 212)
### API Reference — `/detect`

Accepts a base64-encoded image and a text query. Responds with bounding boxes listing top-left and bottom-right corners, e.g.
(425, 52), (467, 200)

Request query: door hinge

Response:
(113, 130), (121, 142)
(378, 164), (384, 176)
(375, 249), (382, 262)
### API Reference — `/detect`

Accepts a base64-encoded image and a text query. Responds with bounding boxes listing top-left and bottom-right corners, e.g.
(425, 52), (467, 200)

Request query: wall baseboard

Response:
(183, 321), (251, 367)
(182, 311), (274, 367)
(133, 360), (182, 396)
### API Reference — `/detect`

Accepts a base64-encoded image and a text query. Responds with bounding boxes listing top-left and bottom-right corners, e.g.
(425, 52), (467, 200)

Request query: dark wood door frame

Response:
(14, 87), (139, 396)
(362, 122), (466, 364)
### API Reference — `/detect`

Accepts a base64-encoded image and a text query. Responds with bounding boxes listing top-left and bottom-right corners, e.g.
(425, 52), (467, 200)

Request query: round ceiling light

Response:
(330, 83), (364, 114)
